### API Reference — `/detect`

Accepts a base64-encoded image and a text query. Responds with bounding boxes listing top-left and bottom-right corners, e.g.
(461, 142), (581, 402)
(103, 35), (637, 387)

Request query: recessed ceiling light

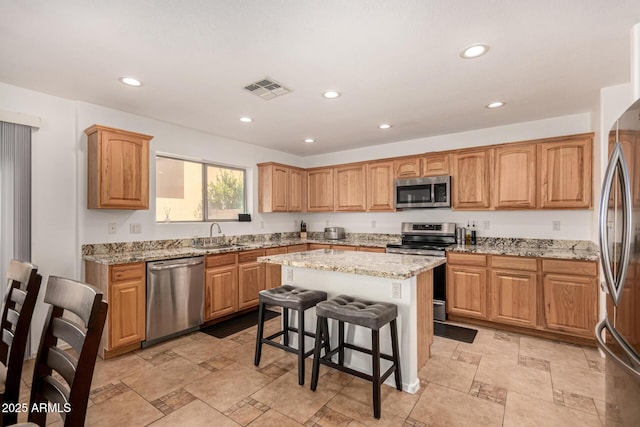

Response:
(486, 101), (505, 109)
(119, 76), (142, 87)
(304, 138), (315, 144)
(378, 123), (392, 129)
(239, 116), (253, 123)
(322, 90), (341, 99)
(460, 44), (489, 59)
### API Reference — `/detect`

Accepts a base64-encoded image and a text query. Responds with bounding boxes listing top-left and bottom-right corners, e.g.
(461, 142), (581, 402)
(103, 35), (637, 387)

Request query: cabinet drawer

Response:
(265, 246), (287, 256)
(492, 256), (538, 272)
(110, 263), (145, 282)
(308, 244), (331, 250)
(287, 244), (308, 253)
(206, 253), (237, 268)
(542, 259), (597, 276)
(238, 249), (266, 264)
(447, 252), (487, 267)
(331, 245), (357, 251)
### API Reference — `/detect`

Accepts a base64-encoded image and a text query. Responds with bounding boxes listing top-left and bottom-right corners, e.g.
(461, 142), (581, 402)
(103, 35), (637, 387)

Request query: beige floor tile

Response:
(248, 408), (305, 426)
(475, 354), (554, 402)
(227, 339), (290, 369)
(429, 335), (459, 358)
(306, 405), (355, 426)
(251, 370), (341, 424)
(134, 334), (197, 359)
(171, 333), (242, 364)
(325, 393), (410, 426)
(185, 362), (272, 413)
(337, 377), (418, 419)
(503, 391), (601, 427)
(91, 352), (152, 389)
(519, 336), (589, 369)
(418, 354), (478, 393)
(85, 389), (163, 427)
(148, 399), (240, 427)
(121, 356), (211, 401)
(550, 361), (616, 403)
(409, 382), (504, 427)
(455, 328), (520, 362)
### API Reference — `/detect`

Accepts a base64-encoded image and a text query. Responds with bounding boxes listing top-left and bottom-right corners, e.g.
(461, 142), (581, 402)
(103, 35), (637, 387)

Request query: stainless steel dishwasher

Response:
(143, 256), (204, 347)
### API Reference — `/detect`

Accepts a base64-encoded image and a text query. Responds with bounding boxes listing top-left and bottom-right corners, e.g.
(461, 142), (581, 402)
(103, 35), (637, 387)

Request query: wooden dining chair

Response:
(8, 276), (107, 427)
(0, 260), (41, 426)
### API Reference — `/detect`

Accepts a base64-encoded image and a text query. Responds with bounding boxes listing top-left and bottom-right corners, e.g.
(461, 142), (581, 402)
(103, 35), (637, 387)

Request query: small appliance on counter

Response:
(324, 227), (345, 240)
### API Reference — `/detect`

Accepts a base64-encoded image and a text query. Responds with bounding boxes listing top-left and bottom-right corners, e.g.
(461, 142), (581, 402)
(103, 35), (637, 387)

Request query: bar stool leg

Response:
(298, 308), (305, 385)
(254, 302), (266, 366)
(282, 307), (289, 346)
(322, 317), (330, 357)
(310, 316), (324, 391)
(390, 319), (402, 391)
(338, 320), (345, 366)
(371, 329), (381, 419)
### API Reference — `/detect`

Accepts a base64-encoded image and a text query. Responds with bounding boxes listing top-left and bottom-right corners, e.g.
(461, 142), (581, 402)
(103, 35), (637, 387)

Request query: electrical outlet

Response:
(392, 282), (401, 298)
(286, 268), (293, 281)
(483, 220), (490, 230)
(371, 220), (377, 228)
(108, 223), (117, 235)
(552, 220), (561, 232)
(129, 223), (141, 234)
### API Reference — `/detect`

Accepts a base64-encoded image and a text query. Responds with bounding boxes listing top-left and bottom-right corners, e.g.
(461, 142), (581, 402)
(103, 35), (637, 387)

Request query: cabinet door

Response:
(271, 165), (289, 212)
(238, 262), (265, 310)
(538, 134), (592, 208)
(422, 153), (450, 176)
(307, 168), (334, 211)
(490, 270), (537, 328)
(446, 266), (488, 319)
(452, 149), (492, 209)
(287, 244), (308, 253)
(264, 247), (287, 290)
(542, 273), (597, 337)
(334, 164), (366, 211)
(289, 168), (305, 212)
(109, 271), (145, 349)
(88, 127), (151, 209)
(366, 161), (395, 211)
(394, 157), (421, 178)
(493, 144), (536, 209)
(204, 265), (238, 321)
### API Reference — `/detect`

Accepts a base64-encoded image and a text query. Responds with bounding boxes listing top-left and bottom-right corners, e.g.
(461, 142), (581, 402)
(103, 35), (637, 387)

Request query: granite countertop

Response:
(258, 249), (446, 280)
(446, 239), (600, 262)
(82, 236), (398, 265)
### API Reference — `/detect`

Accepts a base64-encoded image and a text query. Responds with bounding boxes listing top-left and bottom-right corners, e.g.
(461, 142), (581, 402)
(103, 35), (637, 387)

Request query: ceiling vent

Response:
(243, 77), (292, 100)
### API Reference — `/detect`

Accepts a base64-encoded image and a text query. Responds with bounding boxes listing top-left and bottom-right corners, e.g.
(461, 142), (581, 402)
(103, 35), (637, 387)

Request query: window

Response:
(156, 155), (246, 222)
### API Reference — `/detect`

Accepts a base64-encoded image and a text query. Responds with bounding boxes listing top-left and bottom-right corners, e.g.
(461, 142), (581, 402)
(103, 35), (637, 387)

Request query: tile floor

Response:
(15, 318), (627, 426)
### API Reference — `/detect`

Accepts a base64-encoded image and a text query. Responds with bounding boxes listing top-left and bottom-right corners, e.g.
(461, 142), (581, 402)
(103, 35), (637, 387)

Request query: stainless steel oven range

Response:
(386, 222), (456, 321)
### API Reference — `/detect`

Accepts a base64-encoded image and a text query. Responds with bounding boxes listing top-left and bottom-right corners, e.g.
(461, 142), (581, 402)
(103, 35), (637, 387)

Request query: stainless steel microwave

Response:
(394, 176), (451, 209)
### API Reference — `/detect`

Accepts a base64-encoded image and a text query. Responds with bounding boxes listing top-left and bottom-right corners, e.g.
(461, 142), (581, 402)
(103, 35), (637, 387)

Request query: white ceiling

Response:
(1, 1), (640, 156)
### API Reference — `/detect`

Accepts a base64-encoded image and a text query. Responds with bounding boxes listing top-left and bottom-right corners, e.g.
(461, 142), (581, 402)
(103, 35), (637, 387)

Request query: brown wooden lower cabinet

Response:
(542, 273), (598, 337)
(489, 269), (537, 328)
(308, 243), (331, 250)
(204, 253), (238, 322)
(265, 246), (287, 290)
(357, 246), (386, 253)
(237, 249), (266, 310)
(446, 265), (488, 320)
(287, 244), (308, 253)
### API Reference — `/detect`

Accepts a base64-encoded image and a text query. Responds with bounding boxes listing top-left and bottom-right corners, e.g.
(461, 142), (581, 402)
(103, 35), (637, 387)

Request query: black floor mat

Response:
(201, 309), (279, 339)
(433, 322), (477, 343)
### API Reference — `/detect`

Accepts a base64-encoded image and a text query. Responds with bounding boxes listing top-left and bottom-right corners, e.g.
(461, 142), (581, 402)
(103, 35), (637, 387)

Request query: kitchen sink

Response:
(193, 242), (247, 249)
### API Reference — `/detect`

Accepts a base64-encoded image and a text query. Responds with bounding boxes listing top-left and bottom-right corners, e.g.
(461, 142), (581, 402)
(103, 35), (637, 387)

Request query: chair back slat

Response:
(50, 317), (86, 355)
(27, 276), (107, 427)
(9, 288), (26, 307)
(45, 346), (77, 387)
(0, 259), (41, 427)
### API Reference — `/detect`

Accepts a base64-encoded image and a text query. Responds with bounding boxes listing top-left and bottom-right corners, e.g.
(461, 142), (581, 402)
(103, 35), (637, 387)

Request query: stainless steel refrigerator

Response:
(598, 97), (640, 425)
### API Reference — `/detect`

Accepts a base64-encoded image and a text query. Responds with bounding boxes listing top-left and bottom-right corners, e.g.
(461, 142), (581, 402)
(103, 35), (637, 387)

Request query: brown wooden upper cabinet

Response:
(452, 148), (492, 209)
(537, 134), (592, 209)
(394, 156), (421, 179)
(366, 160), (395, 211)
(258, 162), (306, 212)
(307, 167), (334, 211)
(85, 125), (152, 209)
(422, 153), (450, 176)
(492, 143), (536, 209)
(334, 164), (366, 211)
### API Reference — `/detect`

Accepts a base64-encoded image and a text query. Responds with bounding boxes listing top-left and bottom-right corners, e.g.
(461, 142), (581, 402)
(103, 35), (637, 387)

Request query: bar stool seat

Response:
(311, 294), (402, 419)
(254, 285), (327, 385)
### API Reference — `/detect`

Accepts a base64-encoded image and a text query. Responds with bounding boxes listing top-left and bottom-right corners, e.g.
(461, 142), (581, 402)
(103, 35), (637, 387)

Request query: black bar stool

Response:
(254, 285), (327, 385)
(310, 295), (402, 419)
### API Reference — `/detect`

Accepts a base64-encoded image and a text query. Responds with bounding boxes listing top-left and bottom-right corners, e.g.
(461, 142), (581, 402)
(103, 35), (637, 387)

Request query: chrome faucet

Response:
(209, 222), (222, 244)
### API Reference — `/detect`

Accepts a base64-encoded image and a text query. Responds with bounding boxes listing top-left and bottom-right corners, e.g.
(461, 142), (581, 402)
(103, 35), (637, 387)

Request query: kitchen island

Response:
(258, 249), (445, 394)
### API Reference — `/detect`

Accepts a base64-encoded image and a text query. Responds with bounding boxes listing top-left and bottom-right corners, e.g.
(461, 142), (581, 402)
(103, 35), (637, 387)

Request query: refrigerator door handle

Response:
(596, 317), (640, 381)
(598, 141), (633, 306)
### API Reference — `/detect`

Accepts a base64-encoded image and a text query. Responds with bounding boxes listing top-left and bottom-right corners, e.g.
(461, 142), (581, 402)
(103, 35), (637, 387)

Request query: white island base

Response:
(280, 266), (433, 394)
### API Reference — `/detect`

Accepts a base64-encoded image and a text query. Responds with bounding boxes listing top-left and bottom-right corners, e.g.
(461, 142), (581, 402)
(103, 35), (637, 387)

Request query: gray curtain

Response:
(0, 121), (32, 301)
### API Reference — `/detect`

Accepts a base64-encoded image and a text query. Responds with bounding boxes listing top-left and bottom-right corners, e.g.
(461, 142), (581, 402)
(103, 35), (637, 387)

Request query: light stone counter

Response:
(258, 249), (445, 280)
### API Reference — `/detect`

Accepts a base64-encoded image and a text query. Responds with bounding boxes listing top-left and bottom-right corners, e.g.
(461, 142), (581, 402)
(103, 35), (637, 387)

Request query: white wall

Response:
(303, 113), (594, 240)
